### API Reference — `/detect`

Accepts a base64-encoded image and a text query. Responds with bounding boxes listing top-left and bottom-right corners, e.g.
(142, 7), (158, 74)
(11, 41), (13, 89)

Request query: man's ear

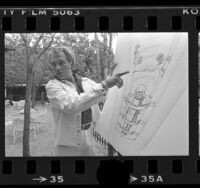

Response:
(71, 60), (76, 71)
(71, 63), (75, 71)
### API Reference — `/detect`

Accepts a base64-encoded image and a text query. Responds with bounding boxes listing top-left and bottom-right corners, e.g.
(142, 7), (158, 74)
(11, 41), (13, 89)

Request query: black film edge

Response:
(0, 7), (200, 185)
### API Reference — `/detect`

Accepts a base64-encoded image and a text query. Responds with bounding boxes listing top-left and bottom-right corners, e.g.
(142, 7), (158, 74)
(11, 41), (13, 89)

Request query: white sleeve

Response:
(82, 78), (105, 92)
(46, 80), (106, 115)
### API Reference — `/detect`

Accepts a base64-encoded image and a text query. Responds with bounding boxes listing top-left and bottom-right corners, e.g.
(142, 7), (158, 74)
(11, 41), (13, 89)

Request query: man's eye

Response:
(59, 61), (64, 66)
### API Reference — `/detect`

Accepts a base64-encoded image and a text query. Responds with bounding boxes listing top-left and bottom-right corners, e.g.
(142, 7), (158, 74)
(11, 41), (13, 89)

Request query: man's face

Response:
(51, 57), (73, 81)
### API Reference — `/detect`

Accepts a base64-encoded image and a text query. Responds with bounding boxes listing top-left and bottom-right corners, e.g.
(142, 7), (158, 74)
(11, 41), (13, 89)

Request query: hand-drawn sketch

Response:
(116, 51), (172, 140)
(116, 84), (153, 140)
(133, 44), (143, 65)
(95, 33), (188, 156)
(133, 53), (172, 76)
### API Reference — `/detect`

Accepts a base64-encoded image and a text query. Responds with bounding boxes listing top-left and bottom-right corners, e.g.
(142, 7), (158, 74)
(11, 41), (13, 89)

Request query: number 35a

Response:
(141, 175), (163, 183)
(50, 176), (64, 183)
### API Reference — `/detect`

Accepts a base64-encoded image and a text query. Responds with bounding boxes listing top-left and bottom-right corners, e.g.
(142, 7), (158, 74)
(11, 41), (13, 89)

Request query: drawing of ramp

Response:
(95, 33), (188, 156)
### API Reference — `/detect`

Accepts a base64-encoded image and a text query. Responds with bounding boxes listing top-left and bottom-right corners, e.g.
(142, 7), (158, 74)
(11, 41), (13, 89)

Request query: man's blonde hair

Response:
(49, 46), (75, 69)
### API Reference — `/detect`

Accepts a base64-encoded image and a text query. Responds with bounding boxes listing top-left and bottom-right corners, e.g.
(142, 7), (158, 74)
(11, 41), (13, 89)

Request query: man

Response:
(46, 46), (124, 156)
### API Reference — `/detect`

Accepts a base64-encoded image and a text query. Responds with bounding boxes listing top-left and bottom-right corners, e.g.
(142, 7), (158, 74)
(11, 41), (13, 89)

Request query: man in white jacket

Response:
(46, 46), (124, 156)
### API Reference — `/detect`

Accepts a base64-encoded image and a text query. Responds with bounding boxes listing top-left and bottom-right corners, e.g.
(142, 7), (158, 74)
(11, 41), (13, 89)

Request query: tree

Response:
(108, 33), (117, 76)
(94, 33), (116, 80)
(5, 34), (27, 86)
(20, 33), (55, 156)
(94, 33), (101, 82)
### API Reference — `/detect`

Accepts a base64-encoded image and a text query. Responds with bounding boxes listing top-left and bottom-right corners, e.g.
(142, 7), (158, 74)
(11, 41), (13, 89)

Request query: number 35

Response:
(50, 176), (64, 183)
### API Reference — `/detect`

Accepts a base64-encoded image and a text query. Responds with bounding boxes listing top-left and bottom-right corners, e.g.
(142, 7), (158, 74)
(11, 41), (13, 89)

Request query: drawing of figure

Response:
(156, 53), (172, 77)
(133, 44), (144, 65)
(116, 52), (171, 140)
(132, 53), (172, 77)
(117, 84), (155, 140)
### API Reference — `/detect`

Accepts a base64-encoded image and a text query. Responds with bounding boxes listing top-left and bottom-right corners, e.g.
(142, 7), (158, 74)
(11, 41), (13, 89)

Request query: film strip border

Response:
(0, 158), (199, 175)
(0, 15), (195, 31)
(0, 8), (200, 31)
(0, 8), (200, 184)
(0, 157), (200, 184)
(0, 158), (200, 184)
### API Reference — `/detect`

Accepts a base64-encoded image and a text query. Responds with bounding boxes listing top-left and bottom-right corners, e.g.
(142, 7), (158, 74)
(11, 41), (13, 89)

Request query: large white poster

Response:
(95, 33), (188, 156)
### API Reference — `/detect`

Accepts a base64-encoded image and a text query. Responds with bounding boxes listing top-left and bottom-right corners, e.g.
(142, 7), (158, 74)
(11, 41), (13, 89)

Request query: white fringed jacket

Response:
(46, 77), (106, 147)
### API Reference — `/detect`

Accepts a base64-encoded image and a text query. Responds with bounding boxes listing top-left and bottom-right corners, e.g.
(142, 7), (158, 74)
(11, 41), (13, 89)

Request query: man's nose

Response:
(55, 64), (61, 70)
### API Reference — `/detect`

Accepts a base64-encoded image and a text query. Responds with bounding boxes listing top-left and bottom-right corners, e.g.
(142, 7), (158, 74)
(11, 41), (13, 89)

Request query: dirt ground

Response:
(5, 101), (108, 156)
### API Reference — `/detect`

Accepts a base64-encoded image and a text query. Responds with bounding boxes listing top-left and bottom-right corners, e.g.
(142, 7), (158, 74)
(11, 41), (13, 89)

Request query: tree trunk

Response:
(31, 72), (37, 108)
(108, 34), (113, 75)
(104, 67), (108, 79)
(41, 92), (45, 108)
(95, 33), (101, 82)
(23, 53), (32, 157)
(96, 46), (101, 82)
(103, 34), (108, 79)
(21, 33), (54, 156)
(109, 33), (113, 51)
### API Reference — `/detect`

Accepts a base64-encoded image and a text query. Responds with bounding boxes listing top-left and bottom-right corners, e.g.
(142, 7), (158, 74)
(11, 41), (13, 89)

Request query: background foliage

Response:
(5, 33), (116, 86)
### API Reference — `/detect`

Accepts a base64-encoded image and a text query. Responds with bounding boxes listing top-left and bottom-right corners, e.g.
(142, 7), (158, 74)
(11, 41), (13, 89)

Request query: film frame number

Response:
(50, 176), (64, 183)
(140, 175), (163, 183)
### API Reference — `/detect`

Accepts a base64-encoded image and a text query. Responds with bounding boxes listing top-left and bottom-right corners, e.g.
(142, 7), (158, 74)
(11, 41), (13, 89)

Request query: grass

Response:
(5, 101), (108, 156)
(5, 102), (56, 156)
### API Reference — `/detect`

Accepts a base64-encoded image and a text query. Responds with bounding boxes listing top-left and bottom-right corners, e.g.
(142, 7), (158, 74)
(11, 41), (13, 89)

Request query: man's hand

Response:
(101, 71), (129, 89)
